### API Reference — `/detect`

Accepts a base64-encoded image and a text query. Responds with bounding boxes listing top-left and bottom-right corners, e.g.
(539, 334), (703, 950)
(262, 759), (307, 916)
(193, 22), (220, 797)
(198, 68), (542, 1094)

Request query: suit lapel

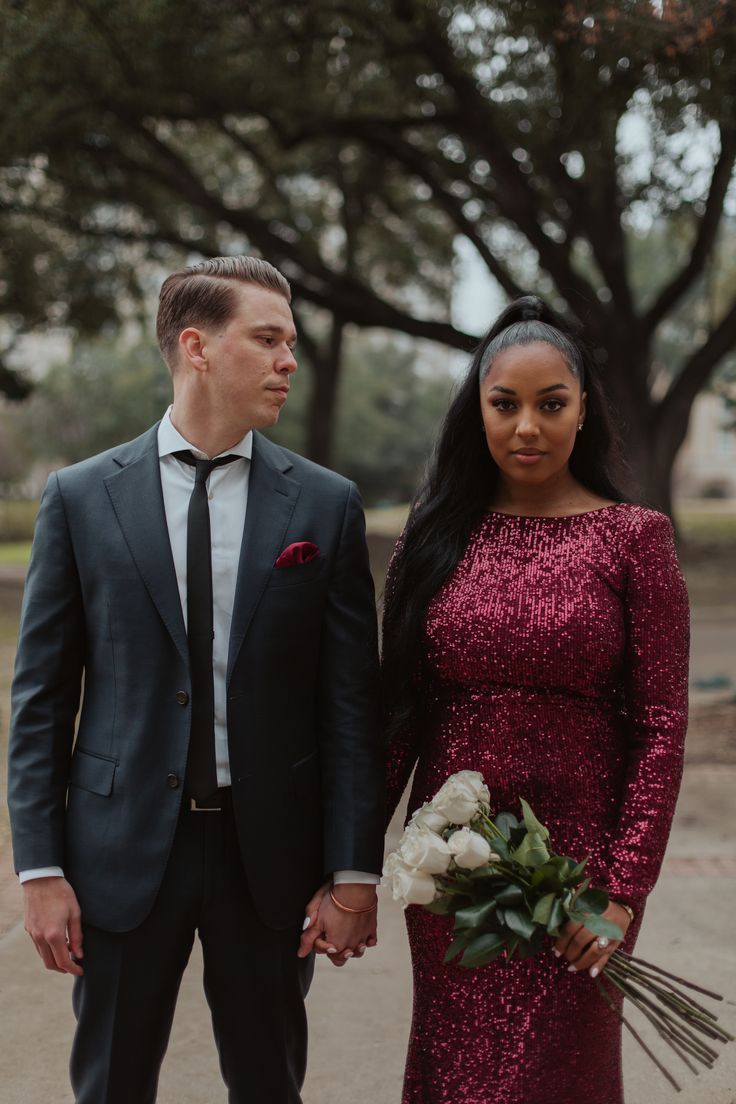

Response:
(227, 432), (301, 681)
(104, 426), (189, 667)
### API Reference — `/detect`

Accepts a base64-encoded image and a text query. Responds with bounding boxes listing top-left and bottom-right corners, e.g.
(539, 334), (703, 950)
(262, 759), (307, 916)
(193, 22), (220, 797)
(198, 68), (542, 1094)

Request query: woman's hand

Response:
(553, 900), (632, 978)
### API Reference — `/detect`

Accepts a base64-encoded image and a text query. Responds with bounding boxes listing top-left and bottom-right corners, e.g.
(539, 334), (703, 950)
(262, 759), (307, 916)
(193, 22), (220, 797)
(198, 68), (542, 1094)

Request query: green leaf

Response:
(467, 864), (500, 881)
(547, 897), (567, 933)
(493, 812), (519, 839)
(443, 931), (474, 963)
(494, 883), (525, 906)
(575, 888), (609, 916)
(488, 837), (510, 862)
(531, 892), (556, 925)
(501, 907), (537, 941)
(566, 858), (589, 883)
(531, 863), (564, 892)
(454, 900), (498, 930)
(423, 895), (455, 914)
(567, 912), (624, 941)
(511, 830), (550, 869)
(460, 932), (507, 968)
(519, 797), (551, 841)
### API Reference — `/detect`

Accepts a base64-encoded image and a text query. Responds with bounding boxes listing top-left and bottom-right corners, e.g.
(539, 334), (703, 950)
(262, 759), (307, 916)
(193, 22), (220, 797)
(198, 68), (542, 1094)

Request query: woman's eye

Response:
(542, 400), (564, 412)
(491, 399), (515, 412)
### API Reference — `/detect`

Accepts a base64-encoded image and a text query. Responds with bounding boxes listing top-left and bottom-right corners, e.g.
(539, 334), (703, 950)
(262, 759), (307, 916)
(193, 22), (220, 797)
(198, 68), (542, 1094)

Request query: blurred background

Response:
(0, 1), (734, 1100)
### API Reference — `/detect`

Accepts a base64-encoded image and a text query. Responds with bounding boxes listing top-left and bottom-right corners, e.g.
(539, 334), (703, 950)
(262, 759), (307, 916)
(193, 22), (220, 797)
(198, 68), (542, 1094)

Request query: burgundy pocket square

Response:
(275, 541), (320, 568)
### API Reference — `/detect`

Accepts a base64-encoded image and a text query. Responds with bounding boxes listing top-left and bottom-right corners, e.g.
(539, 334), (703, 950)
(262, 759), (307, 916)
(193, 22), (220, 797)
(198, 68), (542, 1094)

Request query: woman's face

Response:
(480, 341), (586, 488)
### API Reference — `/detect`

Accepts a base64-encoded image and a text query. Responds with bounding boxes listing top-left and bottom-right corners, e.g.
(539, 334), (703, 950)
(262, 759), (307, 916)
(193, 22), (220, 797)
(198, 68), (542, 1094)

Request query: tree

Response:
(2, 0), (736, 511)
(1, 327), (453, 505)
(6, 337), (171, 467)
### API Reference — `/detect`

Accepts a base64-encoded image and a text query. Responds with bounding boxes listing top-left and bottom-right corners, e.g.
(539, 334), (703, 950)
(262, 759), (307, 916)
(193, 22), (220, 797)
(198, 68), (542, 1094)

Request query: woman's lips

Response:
(512, 450), (544, 465)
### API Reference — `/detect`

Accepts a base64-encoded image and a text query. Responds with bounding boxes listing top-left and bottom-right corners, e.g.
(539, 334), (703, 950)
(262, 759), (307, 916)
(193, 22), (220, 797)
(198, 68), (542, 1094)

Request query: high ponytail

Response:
(382, 295), (631, 744)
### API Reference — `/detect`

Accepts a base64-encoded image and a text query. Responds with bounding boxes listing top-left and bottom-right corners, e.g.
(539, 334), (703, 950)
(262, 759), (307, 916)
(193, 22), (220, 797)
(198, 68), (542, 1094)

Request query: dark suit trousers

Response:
(69, 803), (315, 1104)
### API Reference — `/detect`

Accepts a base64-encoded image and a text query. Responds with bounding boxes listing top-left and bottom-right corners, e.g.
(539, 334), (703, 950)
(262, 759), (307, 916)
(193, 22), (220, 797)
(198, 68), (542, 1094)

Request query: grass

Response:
(0, 499), (38, 543)
(675, 509), (736, 542)
(0, 543), (31, 566)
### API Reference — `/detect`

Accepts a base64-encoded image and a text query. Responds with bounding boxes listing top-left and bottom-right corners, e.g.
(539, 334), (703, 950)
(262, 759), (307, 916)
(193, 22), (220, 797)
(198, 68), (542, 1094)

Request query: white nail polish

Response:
(302, 917), (311, 931)
(590, 966), (599, 978)
(326, 947), (337, 954)
(568, 964), (576, 972)
(552, 948), (561, 957)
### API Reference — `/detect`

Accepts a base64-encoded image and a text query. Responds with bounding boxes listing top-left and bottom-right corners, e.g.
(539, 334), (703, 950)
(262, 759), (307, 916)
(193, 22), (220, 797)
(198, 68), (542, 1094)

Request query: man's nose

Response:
(277, 347), (298, 374)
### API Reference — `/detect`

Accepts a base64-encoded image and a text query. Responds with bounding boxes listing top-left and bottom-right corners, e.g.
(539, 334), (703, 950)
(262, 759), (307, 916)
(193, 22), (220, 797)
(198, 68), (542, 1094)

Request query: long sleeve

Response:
(602, 511), (690, 906)
(318, 482), (385, 876)
(382, 535), (425, 825)
(8, 473), (85, 871)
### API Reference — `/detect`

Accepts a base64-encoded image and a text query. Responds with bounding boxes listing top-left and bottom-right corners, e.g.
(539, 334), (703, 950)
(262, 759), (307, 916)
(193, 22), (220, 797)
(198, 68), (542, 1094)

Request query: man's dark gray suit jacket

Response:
(7, 424), (384, 933)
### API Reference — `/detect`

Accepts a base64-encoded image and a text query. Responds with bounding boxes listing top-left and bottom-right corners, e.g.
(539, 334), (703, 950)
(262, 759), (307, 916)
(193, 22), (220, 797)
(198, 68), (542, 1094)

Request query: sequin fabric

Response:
(384, 504), (689, 1104)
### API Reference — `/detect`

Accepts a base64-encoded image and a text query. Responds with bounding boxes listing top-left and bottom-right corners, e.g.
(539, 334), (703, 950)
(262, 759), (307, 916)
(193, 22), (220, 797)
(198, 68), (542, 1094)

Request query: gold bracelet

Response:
(329, 888), (378, 915)
(619, 903), (635, 924)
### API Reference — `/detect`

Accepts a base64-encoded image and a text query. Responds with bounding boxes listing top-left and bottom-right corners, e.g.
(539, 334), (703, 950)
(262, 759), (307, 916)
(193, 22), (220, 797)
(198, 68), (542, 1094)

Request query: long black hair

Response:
(382, 294), (632, 742)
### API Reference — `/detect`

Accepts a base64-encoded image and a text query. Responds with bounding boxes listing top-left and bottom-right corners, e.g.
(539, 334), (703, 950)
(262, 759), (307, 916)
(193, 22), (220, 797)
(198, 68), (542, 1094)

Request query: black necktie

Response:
(174, 449), (241, 801)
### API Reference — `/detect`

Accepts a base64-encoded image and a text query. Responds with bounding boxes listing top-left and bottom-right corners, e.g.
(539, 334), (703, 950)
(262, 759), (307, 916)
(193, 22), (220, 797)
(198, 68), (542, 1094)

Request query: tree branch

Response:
(644, 125), (736, 333)
(656, 295), (736, 438)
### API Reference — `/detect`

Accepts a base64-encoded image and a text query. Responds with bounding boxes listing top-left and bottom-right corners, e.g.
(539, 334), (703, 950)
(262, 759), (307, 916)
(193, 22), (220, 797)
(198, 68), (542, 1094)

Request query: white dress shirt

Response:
(21, 409), (376, 886)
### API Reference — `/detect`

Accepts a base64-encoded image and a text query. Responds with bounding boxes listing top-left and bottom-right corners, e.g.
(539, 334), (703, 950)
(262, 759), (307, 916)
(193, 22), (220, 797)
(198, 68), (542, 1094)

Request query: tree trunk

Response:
(305, 316), (345, 468)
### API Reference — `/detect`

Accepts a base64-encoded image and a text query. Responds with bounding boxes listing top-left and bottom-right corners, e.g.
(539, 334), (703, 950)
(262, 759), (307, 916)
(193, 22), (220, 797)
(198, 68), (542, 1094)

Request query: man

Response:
(7, 255), (384, 1102)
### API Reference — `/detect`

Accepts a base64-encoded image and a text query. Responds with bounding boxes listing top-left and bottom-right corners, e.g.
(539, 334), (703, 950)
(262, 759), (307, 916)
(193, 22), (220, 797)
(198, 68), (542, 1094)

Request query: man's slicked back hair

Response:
(156, 255), (291, 369)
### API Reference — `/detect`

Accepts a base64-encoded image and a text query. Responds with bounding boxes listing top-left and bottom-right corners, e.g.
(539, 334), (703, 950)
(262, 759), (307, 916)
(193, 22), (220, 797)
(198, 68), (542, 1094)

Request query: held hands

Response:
(298, 881), (378, 967)
(23, 877), (84, 976)
(553, 899), (632, 979)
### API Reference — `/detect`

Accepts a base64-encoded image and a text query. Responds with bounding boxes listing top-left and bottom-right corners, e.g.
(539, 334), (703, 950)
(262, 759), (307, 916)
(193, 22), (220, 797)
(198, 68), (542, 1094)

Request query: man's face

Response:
(198, 282), (297, 429)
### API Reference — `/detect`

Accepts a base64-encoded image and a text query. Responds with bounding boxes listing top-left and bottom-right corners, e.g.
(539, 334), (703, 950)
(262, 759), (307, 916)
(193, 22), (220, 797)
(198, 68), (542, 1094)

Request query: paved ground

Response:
(1, 552), (734, 1103)
(1, 762), (735, 1104)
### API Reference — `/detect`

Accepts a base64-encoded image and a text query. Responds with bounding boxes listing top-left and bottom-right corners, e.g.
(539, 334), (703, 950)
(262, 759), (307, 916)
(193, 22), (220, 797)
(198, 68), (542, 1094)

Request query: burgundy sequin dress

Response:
(385, 504), (689, 1104)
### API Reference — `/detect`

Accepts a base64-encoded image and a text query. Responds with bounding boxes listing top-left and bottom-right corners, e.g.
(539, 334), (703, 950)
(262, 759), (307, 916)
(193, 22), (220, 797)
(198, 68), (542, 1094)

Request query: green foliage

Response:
(5, 337), (171, 466)
(3, 0), (736, 508)
(1, 328), (453, 505)
(268, 334), (454, 504)
(421, 797), (625, 968)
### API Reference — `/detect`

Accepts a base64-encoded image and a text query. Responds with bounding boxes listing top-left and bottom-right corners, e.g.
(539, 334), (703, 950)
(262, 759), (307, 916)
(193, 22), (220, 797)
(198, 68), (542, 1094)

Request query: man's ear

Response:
(178, 327), (208, 372)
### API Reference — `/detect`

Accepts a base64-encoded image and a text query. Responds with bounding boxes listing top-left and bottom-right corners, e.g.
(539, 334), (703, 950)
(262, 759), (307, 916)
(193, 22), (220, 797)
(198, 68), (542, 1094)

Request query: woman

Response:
(382, 296), (689, 1104)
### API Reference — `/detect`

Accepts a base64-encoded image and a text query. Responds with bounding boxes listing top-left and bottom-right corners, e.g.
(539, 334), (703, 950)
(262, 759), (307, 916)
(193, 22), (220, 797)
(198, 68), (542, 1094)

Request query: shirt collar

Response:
(157, 406), (253, 462)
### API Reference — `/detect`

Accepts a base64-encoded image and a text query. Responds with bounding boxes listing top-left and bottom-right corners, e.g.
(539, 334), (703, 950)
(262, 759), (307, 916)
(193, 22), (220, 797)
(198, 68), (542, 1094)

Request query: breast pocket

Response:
(268, 556), (325, 589)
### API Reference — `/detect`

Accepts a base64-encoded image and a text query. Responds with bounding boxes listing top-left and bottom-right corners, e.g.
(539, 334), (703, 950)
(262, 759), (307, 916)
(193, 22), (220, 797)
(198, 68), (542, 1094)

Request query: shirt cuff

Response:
(333, 870), (380, 885)
(18, 867), (65, 883)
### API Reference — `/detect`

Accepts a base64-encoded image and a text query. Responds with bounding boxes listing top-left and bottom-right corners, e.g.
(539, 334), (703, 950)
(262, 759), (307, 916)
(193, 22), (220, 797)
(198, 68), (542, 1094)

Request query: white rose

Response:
(432, 770), (490, 825)
(381, 856), (437, 907)
(410, 802), (450, 833)
(397, 825), (452, 875)
(447, 827), (496, 870)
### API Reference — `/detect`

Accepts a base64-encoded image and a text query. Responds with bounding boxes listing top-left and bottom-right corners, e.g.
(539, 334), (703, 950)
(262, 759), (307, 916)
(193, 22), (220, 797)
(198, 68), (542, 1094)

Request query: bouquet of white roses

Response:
(383, 770), (733, 1092)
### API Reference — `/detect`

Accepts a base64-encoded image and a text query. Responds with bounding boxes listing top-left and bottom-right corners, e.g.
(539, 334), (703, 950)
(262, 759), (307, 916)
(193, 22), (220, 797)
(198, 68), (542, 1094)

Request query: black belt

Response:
(186, 787), (232, 812)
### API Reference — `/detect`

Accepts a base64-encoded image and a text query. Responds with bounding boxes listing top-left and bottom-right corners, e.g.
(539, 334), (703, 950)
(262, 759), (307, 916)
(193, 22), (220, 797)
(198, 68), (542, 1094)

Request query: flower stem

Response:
(595, 975), (682, 1093)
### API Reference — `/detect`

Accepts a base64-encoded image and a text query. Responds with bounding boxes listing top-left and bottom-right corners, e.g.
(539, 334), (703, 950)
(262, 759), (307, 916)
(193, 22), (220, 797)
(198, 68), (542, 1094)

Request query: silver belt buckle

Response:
(189, 797), (220, 812)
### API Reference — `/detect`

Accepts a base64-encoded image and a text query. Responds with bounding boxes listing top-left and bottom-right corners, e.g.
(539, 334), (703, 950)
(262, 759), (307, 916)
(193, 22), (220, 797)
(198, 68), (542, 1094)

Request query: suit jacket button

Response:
(175, 691), (189, 705)
(166, 773), (180, 789)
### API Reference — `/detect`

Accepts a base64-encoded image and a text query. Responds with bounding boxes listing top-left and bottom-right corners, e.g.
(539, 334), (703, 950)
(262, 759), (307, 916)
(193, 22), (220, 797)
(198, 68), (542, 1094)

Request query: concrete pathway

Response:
(1, 764), (735, 1104)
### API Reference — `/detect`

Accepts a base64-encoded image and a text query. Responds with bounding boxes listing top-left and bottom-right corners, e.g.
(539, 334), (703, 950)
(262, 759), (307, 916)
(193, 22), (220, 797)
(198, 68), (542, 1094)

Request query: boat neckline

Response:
(486, 502), (626, 520)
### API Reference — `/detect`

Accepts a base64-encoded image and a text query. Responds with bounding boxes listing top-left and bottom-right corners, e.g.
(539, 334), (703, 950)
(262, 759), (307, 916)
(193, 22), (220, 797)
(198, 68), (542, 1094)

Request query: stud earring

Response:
(577, 423), (584, 432)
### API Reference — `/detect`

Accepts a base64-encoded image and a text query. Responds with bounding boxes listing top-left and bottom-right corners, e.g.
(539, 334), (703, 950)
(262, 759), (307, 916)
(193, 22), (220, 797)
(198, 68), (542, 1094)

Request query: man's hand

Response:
(23, 877), (84, 976)
(298, 882), (378, 966)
